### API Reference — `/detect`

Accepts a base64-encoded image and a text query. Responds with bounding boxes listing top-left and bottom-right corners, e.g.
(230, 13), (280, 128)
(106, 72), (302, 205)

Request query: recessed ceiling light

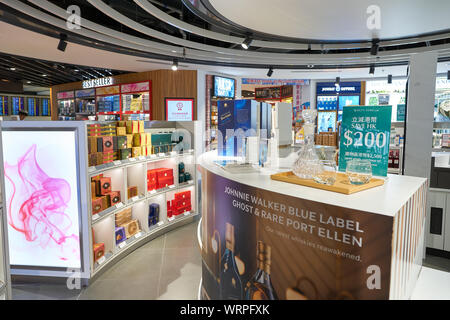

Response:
(26, 81), (31, 84)
(10, 67), (16, 71)
(42, 74), (47, 77)
(74, 69), (79, 72)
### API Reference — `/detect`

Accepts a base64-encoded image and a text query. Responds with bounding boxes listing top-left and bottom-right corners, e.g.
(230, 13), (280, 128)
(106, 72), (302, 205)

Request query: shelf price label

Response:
(168, 217), (175, 222)
(139, 156), (146, 161)
(157, 221), (164, 227)
(168, 185), (175, 189)
(150, 154), (157, 158)
(338, 105), (392, 177)
(149, 190), (156, 195)
(88, 166), (97, 173)
(92, 214), (99, 221)
(158, 153), (165, 157)
(135, 232), (142, 239)
(129, 158), (137, 162)
(97, 256), (106, 265)
(113, 160), (122, 166)
(116, 202), (124, 209)
(119, 241), (127, 249)
(131, 196), (139, 202)
(183, 211), (191, 216)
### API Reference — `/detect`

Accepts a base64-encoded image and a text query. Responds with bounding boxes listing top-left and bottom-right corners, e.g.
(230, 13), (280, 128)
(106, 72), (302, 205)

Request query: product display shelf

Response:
(88, 121), (200, 281)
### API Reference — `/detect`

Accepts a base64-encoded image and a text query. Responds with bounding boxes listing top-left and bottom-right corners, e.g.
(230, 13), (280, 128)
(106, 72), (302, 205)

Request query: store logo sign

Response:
(82, 77), (113, 89)
(177, 102), (184, 111)
(366, 5), (381, 30)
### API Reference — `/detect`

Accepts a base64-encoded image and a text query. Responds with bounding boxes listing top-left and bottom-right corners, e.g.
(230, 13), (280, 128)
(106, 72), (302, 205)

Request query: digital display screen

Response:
(317, 111), (337, 133)
(317, 95), (337, 110)
(2, 130), (81, 268)
(214, 76), (235, 98)
(338, 95), (360, 110)
(165, 98), (194, 121)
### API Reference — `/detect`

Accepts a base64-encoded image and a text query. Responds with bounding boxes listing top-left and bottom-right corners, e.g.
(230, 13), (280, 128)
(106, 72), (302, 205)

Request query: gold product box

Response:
(138, 120), (145, 133)
(116, 127), (127, 136)
(133, 133), (147, 147)
(132, 147), (141, 158)
(140, 146), (147, 156)
(115, 207), (132, 226)
(126, 121), (139, 134)
(88, 136), (98, 154)
(126, 134), (133, 148)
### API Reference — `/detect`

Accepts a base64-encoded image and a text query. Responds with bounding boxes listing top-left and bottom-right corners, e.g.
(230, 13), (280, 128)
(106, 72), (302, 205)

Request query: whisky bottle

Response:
(219, 223), (243, 300)
(244, 241), (278, 300)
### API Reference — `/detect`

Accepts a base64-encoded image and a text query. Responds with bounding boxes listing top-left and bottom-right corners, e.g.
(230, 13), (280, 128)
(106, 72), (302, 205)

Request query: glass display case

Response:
(75, 88), (96, 120)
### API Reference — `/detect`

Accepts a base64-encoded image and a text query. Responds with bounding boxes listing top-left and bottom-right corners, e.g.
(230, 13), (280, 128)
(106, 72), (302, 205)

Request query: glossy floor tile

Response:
(11, 221), (202, 300)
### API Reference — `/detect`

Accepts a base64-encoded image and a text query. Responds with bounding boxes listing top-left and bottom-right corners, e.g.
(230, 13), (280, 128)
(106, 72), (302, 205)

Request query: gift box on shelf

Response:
(133, 133), (147, 147)
(117, 136), (127, 149)
(179, 173), (185, 184)
(127, 186), (138, 199)
(175, 190), (191, 201)
(116, 127), (127, 136)
(132, 147), (141, 158)
(102, 151), (115, 164)
(122, 220), (140, 238)
(102, 136), (114, 153)
(157, 176), (174, 189)
(138, 120), (145, 133)
(126, 134), (133, 148)
(115, 207), (132, 226)
(92, 198), (103, 214)
(178, 162), (185, 174)
(140, 146), (148, 156)
(93, 243), (105, 262)
(88, 137), (98, 154)
(100, 177), (112, 195)
(120, 148), (132, 160)
(115, 226), (126, 245)
(108, 191), (121, 206)
(100, 195), (110, 210)
(184, 172), (192, 181)
(148, 203), (160, 227)
(126, 120), (139, 134)
(155, 168), (173, 180)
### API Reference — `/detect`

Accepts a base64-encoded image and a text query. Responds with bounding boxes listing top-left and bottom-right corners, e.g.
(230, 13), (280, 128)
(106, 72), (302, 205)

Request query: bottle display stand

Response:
(0, 204), (11, 300)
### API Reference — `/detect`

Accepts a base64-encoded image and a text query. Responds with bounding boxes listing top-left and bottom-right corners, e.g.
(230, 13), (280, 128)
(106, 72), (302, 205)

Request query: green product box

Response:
(117, 136), (127, 149)
(120, 148), (132, 160)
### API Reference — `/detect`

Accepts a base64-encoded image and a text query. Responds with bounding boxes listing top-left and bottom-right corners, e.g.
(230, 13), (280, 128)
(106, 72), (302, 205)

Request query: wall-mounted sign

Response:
(316, 82), (361, 95)
(396, 104), (405, 121)
(57, 91), (74, 100)
(82, 76), (113, 89)
(243, 78), (309, 86)
(75, 88), (95, 98)
(339, 105), (392, 177)
(165, 98), (194, 121)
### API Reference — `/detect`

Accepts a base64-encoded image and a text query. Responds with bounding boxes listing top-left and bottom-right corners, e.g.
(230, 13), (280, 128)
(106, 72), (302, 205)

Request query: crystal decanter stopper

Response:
(292, 109), (321, 179)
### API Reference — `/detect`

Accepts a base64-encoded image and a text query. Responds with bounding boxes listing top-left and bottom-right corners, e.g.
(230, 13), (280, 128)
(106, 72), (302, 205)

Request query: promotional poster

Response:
(2, 130), (81, 269)
(200, 169), (393, 300)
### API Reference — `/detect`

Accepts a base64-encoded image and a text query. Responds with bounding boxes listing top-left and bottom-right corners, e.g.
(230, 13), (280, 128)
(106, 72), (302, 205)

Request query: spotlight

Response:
(267, 67), (273, 77)
(171, 59), (178, 71)
(9, 67), (16, 71)
(448, 70), (450, 80)
(369, 64), (375, 75)
(388, 74), (392, 84)
(57, 33), (68, 52)
(370, 38), (380, 56)
(241, 36), (253, 50)
(335, 77), (340, 85)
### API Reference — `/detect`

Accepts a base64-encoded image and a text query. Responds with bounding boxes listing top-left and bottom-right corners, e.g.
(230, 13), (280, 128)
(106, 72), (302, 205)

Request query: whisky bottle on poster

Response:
(219, 223), (243, 300)
(245, 241), (278, 300)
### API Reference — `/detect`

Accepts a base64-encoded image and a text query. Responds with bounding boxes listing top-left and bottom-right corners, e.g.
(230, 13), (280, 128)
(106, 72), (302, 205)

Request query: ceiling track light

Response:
(388, 74), (393, 84)
(335, 77), (340, 85)
(267, 66), (273, 77)
(370, 38), (380, 56)
(241, 35), (253, 50)
(448, 70), (450, 80)
(57, 33), (68, 52)
(171, 59), (178, 71)
(369, 64), (375, 75)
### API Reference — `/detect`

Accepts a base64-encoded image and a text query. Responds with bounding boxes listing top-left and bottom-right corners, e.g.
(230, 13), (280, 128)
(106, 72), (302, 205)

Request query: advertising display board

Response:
(214, 76), (235, 99)
(165, 98), (194, 121)
(1, 130), (81, 268)
(200, 168), (394, 300)
(338, 105), (392, 177)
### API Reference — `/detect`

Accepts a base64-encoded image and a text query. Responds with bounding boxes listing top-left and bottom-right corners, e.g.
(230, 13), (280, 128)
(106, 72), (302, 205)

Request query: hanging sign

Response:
(338, 105), (392, 177)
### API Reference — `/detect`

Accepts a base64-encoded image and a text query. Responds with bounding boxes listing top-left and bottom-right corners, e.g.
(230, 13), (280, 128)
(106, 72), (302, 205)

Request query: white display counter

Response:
(198, 150), (427, 300)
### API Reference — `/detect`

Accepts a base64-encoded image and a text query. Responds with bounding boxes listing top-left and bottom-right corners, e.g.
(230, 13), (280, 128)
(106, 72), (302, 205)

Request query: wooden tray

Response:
(270, 171), (384, 195)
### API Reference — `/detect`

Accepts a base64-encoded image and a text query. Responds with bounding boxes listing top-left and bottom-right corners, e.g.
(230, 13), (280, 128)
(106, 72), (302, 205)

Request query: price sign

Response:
(168, 217), (175, 222)
(113, 160), (122, 166)
(339, 105), (392, 177)
(116, 202), (124, 209)
(132, 196), (139, 202)
(157, 221), (164, 227)
(119, 241), (127, 249)
(135, 232), (142, 238)
(183, 211), (191, 216)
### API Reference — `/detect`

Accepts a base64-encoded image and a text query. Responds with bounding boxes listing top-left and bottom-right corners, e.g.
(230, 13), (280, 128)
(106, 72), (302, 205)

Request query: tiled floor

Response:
(11, 222), (202, 300)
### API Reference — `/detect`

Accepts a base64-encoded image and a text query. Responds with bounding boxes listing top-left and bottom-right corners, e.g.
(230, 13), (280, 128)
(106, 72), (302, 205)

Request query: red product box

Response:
(147, 170), (157, 184)
(100, 177), (112, 195)
(93, 243), (105, 262)
(92, 198), (103, 214)
(175, 205), (191, 216)
(102, 136), (114, 152)
(175, 190), (191, 201)
(157, 176), (174, 189)
(173, 198), (191, 208)
(108, 191), (121, 206)
(155, 168), (173, 180)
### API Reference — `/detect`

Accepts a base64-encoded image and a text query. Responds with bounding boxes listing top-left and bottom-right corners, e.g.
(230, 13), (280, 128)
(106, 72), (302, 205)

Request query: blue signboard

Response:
(316, 82), (362, 95)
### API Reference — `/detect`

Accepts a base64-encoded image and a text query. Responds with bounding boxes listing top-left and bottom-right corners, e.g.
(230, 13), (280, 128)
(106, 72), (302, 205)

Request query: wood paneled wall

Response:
(50, 70), (198, 120)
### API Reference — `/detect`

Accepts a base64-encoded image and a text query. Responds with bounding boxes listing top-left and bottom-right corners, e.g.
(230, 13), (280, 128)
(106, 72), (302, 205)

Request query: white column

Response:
(403, 52), (438, 179)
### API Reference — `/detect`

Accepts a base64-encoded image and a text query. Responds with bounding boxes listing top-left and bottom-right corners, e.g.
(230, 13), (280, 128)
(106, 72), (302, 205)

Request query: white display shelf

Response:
(91, 181), (195, 226)
(92, 211), (198, 275)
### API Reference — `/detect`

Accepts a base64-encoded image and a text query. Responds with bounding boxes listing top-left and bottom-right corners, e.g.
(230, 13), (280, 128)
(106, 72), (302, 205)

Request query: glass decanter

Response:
(292, 109), (321, 179)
